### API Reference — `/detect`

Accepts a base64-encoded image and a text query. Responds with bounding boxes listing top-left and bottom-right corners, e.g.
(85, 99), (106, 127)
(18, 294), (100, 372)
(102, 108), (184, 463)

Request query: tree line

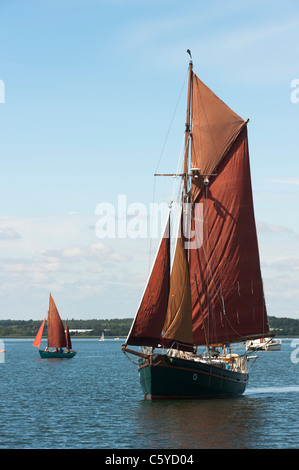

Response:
(0, 318), (133, 338)
(0, 316), (298, 338)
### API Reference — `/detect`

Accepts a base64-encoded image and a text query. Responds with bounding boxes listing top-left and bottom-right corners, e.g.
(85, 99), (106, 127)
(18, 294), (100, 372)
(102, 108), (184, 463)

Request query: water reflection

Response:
(133, 396), (265, 449)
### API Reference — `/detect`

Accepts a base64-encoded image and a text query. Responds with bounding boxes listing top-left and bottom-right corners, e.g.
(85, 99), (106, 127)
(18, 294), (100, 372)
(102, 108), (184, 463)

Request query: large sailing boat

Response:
(122, 51), (271, 399)
(33, 293), (76, 358)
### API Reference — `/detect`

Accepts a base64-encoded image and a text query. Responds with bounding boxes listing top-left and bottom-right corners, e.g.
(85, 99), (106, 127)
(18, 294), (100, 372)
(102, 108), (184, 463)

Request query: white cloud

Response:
(62, 246), (84, 258)
(257, 220), (294, 234)
(3, 263), (26, 272)
(263, 177), (299, 186)
(0, 227), (21, 240)
(0, 212), (134, 319)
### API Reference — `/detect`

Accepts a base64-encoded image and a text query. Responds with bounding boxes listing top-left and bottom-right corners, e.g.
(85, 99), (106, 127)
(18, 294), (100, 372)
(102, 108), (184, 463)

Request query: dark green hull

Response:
(39, 350), (76, 359)
(138, 354), (248, 399)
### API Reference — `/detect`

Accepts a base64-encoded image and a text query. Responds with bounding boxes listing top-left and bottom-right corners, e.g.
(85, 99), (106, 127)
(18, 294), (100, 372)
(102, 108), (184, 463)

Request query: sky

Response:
(0, 0), (299, 320)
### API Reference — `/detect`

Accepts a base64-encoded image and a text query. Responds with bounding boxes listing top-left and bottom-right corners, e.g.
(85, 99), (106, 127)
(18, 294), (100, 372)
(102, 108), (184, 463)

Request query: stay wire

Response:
(148, 67), (189, 272)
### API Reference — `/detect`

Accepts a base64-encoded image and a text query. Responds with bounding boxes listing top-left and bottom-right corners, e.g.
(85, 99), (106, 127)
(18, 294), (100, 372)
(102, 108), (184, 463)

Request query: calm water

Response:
(0, 338), (298, 449)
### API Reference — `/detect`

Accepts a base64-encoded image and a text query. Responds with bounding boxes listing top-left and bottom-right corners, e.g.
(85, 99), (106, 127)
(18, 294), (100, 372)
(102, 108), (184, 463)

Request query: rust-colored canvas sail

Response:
(125, 62), (269, 352)
(65, 321), (72, 350)
(33, 316), (46, 349)
(189, 127), (269, 345)
(47, 293), (67, 348)
(126, 217), (170, 347)
(161, 230), (193, 349)
(191, 73), (246, 200)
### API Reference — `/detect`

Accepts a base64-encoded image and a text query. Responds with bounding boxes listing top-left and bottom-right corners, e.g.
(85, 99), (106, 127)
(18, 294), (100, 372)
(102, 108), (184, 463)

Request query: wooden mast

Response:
(183, 50), (193, 201)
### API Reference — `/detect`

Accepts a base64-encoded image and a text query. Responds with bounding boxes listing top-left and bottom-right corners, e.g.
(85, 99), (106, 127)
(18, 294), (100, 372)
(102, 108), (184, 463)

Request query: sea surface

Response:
(0, 338), (298, 449)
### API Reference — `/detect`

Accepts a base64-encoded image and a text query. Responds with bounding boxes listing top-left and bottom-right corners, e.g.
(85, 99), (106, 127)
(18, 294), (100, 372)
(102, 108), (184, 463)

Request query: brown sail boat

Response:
(33, 293), (76, 358)
(122, 51), (271, 399)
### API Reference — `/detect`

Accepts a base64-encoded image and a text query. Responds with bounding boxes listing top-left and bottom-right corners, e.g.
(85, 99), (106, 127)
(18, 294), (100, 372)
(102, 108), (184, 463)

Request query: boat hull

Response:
(138, 354), (248, 399)
(246, 339), (281, 351)
(38, 350), (76, 359)
(265, 343), (281, 351)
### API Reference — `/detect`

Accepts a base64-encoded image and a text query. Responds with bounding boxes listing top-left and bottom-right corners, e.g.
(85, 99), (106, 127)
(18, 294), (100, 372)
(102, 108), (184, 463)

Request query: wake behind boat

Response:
(33, 293), (76, 358)
(122, 51), (271, 399)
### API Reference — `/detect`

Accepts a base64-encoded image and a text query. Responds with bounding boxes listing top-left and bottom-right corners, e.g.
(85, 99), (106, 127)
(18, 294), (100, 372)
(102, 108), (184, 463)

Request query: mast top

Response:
(187, 49), (193, 66)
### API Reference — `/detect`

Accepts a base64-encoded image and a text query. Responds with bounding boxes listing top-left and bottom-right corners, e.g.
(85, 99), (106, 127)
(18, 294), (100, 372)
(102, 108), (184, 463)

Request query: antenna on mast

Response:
(187, 49), (192, 61)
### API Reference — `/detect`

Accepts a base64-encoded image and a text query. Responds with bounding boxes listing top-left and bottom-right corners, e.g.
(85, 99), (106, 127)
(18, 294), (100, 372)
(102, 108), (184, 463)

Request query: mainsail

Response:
(125, 62), (269, 350)
(47, 293), (67, 348)
(190, 127), (268, 344)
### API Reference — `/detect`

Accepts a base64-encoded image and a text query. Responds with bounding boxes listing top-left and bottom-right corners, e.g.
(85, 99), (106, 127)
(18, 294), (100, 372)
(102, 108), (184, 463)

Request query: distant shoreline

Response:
(0, 316), (298, 338)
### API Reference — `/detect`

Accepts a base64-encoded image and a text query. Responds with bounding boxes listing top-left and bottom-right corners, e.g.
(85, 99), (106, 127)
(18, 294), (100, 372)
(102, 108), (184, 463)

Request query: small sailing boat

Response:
(33, 293), (76, 358)
(99, 331), (105, 341)
(122, 51), (272, 399)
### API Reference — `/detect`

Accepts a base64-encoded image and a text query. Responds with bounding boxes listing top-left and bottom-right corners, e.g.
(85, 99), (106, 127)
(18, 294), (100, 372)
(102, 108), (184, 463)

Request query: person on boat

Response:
(45, 346), (49, 352)
(210, 346), (220, 358)
(59, 348), (63, 353)
(54, 348), (58, 352)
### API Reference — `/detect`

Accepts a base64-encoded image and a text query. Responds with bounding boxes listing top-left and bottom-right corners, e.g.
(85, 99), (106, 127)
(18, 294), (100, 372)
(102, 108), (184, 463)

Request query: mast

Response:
(65, 321), (72, 350)
(183, 50), (193, 202)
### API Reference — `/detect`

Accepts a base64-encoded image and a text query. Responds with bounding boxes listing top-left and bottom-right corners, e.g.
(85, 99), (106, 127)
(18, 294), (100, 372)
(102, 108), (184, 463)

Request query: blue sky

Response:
(0, 0), (299, 320)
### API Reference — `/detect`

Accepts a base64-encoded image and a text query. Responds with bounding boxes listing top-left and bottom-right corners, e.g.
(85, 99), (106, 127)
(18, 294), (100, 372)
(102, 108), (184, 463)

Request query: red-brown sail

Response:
(189, 125), (269, 345)
(191, 74), (246, 180)
(125, 65), (269, 351)
(65, 321), (72, 350)
(33, 316), (46, 349)
(161, 225), (193, 350)
(126, 216), (170, 347)
(47, 293), (67, 348)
